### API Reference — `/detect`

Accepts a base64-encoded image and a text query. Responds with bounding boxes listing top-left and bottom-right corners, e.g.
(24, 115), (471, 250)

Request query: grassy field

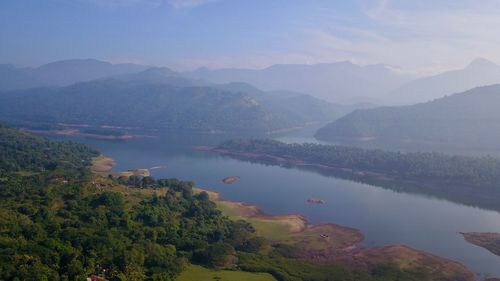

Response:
(176, 265), (276, 281)
(91, 155), (115, 174)
(207, 189), (363, 251)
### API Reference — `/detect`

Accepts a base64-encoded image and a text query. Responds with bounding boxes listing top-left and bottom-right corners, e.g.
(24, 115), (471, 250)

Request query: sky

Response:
(2, 0), (500, 74)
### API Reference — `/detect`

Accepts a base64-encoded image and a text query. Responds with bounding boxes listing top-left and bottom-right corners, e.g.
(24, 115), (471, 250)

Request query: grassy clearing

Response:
(206, 189), (363, 251)
(214, 200), (297, 241)
(91, 155), (115, 175)
(246, 218), (293, 241)
(176, 264), (276, 281)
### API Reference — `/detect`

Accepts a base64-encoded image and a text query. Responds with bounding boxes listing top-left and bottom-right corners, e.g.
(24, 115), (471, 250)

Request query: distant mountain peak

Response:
(37, 58), (110, 69)
(466, 58), (499, 69)
(141, 67), (178, 76)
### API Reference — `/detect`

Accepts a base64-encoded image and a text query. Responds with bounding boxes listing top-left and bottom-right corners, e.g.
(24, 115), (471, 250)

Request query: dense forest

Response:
(0, 126), (250, 280)
(0, 124), (99, 173)
(217, 139), (500, 211)
(0, 80), (292, 133)
(0, 125), (466, 280)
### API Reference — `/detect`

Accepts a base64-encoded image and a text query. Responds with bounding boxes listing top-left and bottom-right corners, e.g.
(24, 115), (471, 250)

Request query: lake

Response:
(52, 129), (500, 279)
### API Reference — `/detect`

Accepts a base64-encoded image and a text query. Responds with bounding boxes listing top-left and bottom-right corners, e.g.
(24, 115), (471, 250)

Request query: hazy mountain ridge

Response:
(387, 58), (500, 105)
(0, 64), (45, 91)
(185, 61), (412, 104)
(5, 58), (500, 106)
(0, 59), (150, 91)
(0, 64), (354, 133)
(316, 84), (500, 148)
(0, 79), (294, 133)
(113, 66), (207, 87)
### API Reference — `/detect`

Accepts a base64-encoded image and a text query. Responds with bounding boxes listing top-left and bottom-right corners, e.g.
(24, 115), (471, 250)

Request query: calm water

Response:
(54, 130), (500, 279)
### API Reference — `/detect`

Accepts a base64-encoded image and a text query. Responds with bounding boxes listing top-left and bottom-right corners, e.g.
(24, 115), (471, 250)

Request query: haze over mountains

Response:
(0, 59), (150, 91)
(3, 58), (500, 106)
(0, 65), (347, 133)
(186, 62), (412, 104)
(316, 84), (500, 148)
(186, 58), (500, 105)
(3, 57), (500, 140)
(387, 58), (500, 105)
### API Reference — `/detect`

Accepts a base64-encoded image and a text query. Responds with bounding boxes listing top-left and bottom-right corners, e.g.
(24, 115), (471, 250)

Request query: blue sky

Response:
(1, 0), (500, 74)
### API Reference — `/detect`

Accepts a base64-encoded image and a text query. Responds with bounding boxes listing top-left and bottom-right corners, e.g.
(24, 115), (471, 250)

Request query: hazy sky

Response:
(2, 0), (500, 74)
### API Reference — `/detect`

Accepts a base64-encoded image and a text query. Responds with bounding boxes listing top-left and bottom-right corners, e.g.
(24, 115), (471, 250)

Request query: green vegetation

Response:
(0, 125), (473, 280)
(0, 79), (293, 133)
(316, 84), (500, 148)
(176, 264), (277, 281)
(0, 125), (245, 280)
(0, 77), (337, 133)
(238, 253), (430, 281)
(217, 139), (500, 211)
(213, 200), (294, 241)
(210, 192), (362, 252)
(0, 124), (99, 173)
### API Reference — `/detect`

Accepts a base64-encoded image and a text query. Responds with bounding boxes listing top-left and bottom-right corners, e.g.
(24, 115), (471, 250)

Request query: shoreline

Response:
(194, 146), (389, 178)
(194, 188), (365, 254)
(21, 122), (320, 139)
(461, 232), (500, 257)
(25, 128), (137, 140)
(195, 187), (475, 280)
(91, 155), (151, 177)
(92, 154), (478, 280)
(196, 145), (500, 214)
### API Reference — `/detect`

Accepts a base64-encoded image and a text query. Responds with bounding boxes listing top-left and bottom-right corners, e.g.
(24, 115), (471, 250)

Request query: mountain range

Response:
(3, 57), (500, 138)
(0, 66), (348, 133)
(0, 59), (150, 91)
(185, 62), (411, 104)
(4, 58), (500, 106)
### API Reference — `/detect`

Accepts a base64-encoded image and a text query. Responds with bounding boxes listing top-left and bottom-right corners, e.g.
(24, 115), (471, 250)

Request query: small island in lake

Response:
(222, 176), (240, 184)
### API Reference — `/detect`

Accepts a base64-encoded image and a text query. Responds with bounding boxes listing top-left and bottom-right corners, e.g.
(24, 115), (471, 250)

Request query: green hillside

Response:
(316, 85), (500, 148)
(0, 126), (466, 280)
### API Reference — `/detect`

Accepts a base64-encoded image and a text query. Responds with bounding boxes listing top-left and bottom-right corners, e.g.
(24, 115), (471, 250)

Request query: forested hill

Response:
(0, 79), (295, 133)
(315, 84), (500, 148)
(0, 124), (98, 173)
(0, 126), (244, 280)
(0, 125), (251, 280)
(217, 139), (500, 210)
